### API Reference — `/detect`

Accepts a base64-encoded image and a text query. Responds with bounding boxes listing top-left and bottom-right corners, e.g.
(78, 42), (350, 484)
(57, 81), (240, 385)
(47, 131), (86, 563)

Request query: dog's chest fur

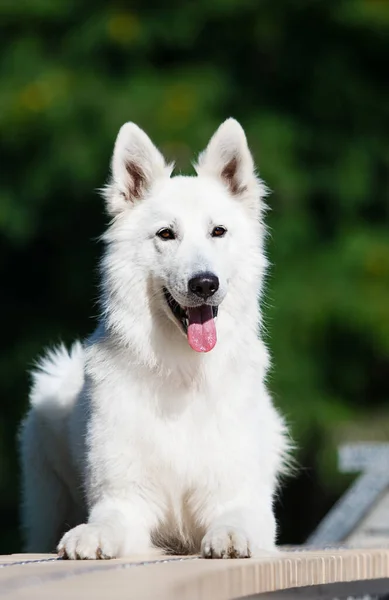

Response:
(81, 349), (264, 553)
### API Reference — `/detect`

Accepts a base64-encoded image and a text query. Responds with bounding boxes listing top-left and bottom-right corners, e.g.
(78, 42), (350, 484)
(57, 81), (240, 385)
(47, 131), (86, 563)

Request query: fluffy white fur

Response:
(19, 118), (288, 560)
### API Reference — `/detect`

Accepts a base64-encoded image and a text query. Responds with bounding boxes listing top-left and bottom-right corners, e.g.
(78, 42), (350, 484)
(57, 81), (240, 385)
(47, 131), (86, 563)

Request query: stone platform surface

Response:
(1, 548), (389, 599)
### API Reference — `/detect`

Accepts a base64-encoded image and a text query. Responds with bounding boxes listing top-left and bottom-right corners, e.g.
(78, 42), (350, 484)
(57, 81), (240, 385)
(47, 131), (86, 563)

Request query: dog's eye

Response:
(156, 228), (175, 240)
(211, 226), (227, 238)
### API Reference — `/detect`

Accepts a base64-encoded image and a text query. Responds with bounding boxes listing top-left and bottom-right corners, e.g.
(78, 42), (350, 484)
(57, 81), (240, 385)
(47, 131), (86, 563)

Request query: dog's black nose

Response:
(189, 273), (219, 300)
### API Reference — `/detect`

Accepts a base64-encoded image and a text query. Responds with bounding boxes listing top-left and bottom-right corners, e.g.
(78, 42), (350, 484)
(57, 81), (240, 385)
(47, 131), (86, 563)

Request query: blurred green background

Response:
(1, 0), (389, 553)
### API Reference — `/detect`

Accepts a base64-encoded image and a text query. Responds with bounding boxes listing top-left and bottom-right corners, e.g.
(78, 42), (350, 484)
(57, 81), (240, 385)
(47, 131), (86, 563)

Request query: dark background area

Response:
(1, 0), (388, 553)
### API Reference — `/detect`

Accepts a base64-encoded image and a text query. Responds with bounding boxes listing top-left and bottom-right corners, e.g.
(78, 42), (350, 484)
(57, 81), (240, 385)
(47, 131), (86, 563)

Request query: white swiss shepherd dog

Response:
(19, 118), (289, 560)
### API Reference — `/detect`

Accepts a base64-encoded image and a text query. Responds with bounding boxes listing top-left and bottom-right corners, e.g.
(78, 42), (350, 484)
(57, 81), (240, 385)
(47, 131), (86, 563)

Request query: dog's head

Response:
(102, 119), (267, 354)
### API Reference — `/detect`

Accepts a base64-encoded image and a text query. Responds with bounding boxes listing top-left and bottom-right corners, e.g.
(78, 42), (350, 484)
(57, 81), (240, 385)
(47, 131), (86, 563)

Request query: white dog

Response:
(19, 118), (288, 559)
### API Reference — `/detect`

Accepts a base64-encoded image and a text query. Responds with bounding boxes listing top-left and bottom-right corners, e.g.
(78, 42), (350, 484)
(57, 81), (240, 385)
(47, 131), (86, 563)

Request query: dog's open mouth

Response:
(163, 288), (218, 353)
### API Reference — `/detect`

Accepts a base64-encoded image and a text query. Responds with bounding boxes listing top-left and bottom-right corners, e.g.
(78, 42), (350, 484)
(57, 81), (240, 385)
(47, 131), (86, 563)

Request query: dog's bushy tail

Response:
(29, 341), (85, 412)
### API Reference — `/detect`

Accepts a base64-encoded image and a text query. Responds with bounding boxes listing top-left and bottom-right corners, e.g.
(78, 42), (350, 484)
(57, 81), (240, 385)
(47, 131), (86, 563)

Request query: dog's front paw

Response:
(57, 524), (118, 560)
(201, 526), (251, 559)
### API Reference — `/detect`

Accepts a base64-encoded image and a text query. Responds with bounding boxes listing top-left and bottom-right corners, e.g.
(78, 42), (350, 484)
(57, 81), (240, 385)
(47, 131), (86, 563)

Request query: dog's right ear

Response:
(103, 123), (172, 216)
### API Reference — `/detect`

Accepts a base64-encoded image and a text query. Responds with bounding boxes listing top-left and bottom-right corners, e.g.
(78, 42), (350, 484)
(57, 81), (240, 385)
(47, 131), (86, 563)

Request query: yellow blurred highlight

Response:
(17, 72), (71, 115)
(108, 13), (141, 45)
(19, 82), (51, 113)
(159, 84), (197, 127)
(364, 247), (389, 278)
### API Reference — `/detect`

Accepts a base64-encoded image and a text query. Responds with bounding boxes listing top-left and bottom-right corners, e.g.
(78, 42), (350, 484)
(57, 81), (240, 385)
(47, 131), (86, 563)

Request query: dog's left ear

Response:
(104, 123), (172, 216)
(195, 119), (266, 211)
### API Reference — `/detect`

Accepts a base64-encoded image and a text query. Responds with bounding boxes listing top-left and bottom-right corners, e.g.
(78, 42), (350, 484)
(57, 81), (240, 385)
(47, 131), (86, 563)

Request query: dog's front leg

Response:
(200, 491), (277, 559)
(57, 495), (158, 559)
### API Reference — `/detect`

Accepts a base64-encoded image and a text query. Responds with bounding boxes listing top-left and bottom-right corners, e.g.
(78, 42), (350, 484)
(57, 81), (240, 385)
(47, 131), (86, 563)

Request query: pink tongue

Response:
(187, 306), (217, 353)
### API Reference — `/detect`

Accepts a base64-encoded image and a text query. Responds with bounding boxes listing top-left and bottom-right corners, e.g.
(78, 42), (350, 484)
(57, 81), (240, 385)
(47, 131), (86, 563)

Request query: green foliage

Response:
(1, 0), (388, 550)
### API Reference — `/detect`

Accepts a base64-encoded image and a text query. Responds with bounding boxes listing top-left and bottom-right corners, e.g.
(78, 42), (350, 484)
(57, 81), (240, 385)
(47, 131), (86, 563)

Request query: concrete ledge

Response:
(1, 548), (389, 599)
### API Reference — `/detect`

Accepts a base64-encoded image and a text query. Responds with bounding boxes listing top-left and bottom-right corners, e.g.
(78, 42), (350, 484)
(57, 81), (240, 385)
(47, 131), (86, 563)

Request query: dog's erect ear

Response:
(104, 123), (171, 216)
(195, 118), (266, 209)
